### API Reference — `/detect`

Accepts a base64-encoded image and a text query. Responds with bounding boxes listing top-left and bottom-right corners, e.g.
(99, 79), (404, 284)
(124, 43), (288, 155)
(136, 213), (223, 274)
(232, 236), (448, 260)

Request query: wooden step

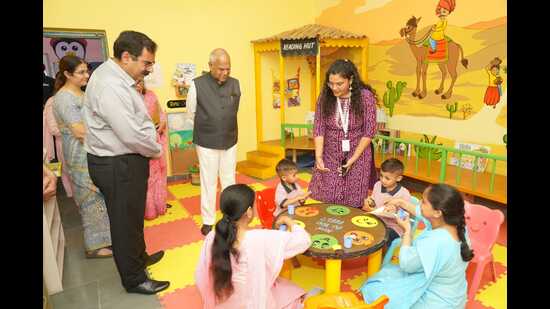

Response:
(237, 160), (277, 180)
(258, 142), (285, 157)
(247, 151), (283, 166)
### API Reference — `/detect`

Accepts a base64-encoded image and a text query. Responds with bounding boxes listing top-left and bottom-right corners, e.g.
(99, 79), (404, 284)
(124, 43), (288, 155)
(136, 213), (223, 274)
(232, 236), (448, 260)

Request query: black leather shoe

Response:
(126, 278), (170, 295)
(145, 251), (165, 267)
(200, 224), (212, 236)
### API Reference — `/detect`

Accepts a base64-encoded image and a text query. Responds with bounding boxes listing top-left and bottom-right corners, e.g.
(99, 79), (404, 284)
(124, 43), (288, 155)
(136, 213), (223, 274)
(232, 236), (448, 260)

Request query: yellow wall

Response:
(314, 0), (507, 176)
(44, 0), (316, 171)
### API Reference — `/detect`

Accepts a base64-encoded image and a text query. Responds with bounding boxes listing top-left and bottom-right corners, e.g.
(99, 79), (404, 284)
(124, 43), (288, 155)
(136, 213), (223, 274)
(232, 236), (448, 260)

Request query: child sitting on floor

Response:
(362, 158), (411, 245)
(274, 159), (311, 217)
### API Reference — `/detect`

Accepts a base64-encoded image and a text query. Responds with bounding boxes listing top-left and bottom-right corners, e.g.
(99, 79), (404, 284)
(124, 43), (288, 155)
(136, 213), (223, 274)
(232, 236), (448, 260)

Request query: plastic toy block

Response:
(145, 218), (204, 253)
(476, 273), (507, 309)
(158, 285), (203, 309)
(168, 183), (201, 199)
(144, 200), (190, 228)
(147, 241), (204, 297)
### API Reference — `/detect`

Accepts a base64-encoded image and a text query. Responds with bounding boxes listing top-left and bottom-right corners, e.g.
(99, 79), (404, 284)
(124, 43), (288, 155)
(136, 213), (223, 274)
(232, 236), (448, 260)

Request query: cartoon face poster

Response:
(43, 30), (109, 78)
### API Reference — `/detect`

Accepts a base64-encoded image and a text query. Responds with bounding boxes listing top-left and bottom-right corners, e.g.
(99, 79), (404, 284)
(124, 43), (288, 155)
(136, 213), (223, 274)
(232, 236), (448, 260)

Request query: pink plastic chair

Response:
(464, 202), (505, 300)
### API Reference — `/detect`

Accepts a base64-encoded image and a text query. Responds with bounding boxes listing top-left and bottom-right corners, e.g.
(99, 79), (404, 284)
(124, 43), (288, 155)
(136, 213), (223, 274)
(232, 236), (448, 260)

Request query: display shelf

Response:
(45, 198), (55, 228)
(56, 230), (65, 279)
(50, 207), (61, 249)
(43, 196), (65, 295)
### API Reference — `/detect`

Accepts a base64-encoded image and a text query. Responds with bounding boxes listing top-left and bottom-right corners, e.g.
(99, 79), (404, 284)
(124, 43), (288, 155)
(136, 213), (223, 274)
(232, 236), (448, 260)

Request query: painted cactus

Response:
(383, 80), (406, 117)
(460, 103), (473, 120)
(414, 134), (443, 160)
(446, 102), (458, 119)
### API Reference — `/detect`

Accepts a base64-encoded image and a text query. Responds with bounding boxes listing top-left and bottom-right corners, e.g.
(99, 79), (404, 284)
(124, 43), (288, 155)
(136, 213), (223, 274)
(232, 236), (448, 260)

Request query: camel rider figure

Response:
(428, 0), (455, 54)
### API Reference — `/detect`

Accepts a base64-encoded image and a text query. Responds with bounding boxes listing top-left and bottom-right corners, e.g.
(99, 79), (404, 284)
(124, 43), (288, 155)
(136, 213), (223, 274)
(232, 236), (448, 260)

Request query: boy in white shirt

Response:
(274, 159), (311, 217)
(363, 158), (411, 245)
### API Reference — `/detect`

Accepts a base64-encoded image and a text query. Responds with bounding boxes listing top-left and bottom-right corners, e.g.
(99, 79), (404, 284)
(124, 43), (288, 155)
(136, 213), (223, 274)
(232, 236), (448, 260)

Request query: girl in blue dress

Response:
(360, 183), (474, 308)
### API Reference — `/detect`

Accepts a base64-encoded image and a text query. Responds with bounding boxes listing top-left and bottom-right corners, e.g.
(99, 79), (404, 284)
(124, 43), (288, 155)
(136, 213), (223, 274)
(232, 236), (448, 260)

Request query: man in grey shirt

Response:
(83, 31), (169, 295)
(186, 48), (240, 236)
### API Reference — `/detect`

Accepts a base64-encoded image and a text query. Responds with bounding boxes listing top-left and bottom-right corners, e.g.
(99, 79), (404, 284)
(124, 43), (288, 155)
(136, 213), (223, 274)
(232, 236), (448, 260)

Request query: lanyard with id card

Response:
(338, 97), (351, 177)
(337, 97), (350, 152)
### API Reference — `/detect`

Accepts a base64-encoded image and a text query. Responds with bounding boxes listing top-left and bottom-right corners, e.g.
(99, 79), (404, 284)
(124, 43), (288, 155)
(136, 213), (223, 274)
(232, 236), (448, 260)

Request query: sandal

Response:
(85, 247), (113, 259)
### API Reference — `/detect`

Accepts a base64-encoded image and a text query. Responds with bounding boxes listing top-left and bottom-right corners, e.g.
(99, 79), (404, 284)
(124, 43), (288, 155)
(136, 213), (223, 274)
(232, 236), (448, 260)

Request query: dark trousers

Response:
(87, 153), (150, 289)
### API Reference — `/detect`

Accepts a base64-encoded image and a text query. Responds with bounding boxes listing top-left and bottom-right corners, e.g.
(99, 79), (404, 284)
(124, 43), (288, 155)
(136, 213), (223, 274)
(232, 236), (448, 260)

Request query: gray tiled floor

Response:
(50, 181), (163, 309)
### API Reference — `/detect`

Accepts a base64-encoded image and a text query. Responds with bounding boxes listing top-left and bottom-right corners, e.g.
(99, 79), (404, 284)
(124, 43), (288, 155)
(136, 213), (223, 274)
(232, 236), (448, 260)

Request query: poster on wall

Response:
(272, 79), (281, 109)
(172, 63), (196, 98)
(43, 28), (109, 78)
(449, 142), (491, 173)
(167, 112), (197, 175)
(271, 67), (301, 109)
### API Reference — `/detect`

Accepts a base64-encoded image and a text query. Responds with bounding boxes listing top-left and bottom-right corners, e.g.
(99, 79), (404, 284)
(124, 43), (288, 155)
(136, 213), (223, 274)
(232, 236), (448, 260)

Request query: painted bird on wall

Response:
(49, 38), (103, 75)
(50, 38), (87, 59)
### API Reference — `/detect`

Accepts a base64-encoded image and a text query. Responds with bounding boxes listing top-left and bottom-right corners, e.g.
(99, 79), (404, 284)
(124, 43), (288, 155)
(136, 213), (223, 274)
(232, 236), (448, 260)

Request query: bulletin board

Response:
(166, 104), (198, 176)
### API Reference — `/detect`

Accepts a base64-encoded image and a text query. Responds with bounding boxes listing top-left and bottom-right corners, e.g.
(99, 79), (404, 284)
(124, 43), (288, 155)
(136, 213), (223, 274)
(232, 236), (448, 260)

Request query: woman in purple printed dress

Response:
(309, 59), (378, 208)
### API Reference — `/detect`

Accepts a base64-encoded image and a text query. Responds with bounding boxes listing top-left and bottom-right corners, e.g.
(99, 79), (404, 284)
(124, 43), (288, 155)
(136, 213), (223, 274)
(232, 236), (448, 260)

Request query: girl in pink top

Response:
(195, 184), (312, 309)
(136, 80), (168, 220)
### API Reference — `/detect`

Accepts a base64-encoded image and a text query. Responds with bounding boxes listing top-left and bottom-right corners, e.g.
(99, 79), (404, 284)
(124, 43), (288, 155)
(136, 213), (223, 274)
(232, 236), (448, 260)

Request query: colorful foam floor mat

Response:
(144, 172), (507, 309)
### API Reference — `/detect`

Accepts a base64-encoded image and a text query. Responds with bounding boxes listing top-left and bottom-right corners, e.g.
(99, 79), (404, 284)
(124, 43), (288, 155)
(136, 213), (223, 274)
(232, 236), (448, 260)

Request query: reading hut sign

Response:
(281, 38), (318, 57)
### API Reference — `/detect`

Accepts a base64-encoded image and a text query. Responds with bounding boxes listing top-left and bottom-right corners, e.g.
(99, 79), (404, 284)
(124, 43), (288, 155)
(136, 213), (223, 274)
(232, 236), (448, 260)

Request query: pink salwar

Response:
(43, 97), (74, 197)
(143, 90), (168, 220)
(195, 226), (311, 309)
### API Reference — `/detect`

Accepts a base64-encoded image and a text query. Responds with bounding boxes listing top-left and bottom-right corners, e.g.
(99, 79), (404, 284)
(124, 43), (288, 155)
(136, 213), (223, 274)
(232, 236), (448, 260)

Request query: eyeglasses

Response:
(130, 55), (154, 68)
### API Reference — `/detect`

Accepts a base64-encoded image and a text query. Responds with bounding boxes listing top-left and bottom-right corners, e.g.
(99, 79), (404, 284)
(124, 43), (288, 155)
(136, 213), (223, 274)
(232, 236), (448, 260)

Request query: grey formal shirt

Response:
(82, 59), (161, 157)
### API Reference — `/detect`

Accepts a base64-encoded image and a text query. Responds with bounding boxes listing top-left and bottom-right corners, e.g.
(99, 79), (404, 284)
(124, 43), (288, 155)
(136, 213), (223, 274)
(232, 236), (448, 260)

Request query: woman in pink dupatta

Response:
(136, 80), (168, 220)
(43, 96), (74, 197)
(195, 184), (311, 309)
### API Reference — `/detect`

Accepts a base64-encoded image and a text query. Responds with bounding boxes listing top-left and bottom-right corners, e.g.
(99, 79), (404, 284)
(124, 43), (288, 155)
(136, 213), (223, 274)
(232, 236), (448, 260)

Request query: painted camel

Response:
(399, 16), (468, 99)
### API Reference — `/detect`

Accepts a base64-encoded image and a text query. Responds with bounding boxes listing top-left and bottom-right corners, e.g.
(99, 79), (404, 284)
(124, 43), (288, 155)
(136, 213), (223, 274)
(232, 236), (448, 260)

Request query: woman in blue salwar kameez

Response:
(360, 184), (474, 309)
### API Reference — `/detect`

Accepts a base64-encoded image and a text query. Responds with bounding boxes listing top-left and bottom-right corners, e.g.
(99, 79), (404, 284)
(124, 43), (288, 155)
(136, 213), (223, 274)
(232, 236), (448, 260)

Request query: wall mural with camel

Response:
(315, 0), (507, 174)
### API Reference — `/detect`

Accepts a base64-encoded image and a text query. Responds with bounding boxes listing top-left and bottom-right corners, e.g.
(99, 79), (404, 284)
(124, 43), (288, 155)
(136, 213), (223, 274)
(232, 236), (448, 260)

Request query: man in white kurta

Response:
(186, 48), (241, 235)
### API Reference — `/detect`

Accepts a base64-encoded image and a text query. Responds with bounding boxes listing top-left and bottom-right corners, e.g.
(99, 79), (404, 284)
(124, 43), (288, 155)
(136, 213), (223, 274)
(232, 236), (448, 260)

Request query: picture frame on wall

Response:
(166, 112), (198, 176)
(287, 78), (299, 90)
(43, 28), (109, 78)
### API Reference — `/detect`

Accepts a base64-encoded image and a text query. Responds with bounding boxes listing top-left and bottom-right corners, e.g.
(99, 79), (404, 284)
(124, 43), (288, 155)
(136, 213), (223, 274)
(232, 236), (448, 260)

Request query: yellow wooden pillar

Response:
(361, 39), (369, 81)
(310, 72), (316, 111)
(254, 48), (262, 145)
(314, 43), (321, 112)
(279, 50), (286, 125)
